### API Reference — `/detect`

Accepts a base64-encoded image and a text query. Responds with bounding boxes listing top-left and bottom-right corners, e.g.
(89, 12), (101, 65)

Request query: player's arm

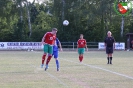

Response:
(104, 38), (106, 49)
(85, 40), (88, 51)
(57, 38), (63, 51)
(77, 41), (79, 51)
(104, 43), (107, 50)
(41, 36), (44, 45)
(113, 37), (115, 49)
(113, 42), (115, 49)
(41, 33), (47, 45)
(58, 41), (63, 51)
(85, 44), (88, 51)
(104, 43), (106, 47)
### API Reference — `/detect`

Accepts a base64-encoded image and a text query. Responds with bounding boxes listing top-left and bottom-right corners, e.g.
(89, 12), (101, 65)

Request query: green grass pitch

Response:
(0, 51), (133, 88)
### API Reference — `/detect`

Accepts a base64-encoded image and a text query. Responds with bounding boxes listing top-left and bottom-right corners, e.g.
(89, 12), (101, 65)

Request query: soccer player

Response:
(41, 28), (57, 71)
(51, 38), (62, 71)
(77, 34), (88, 62)
(104, 31), (115, 64)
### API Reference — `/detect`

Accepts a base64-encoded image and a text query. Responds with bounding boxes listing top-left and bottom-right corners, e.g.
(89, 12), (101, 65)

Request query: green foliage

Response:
(0, 0), (132, 43)
(0, 0), (19, 41)
(31, 3), (57, 41)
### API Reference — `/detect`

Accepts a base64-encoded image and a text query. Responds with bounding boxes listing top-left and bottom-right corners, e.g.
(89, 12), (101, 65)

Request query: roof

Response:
(126, 33), (133, 36)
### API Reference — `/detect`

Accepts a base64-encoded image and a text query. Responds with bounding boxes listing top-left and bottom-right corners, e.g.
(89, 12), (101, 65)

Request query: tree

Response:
(0, 0), (133, 42)
(0, 0), (19, 41)
(30, 3), (57, 41)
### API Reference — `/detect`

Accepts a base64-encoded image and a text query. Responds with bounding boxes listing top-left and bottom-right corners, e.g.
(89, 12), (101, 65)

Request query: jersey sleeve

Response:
(112, 37), (115, 43)
(84, 39), (87, 45)
(44, 32), (48, 39)
(42, 32), (48, 42)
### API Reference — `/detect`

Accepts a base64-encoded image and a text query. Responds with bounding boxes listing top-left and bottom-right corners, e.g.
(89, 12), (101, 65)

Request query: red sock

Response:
(46, 55), (52, 65)
(79, 56), (82, 62)
(42, 54), (46, 64)
(81, 56), (83, 62)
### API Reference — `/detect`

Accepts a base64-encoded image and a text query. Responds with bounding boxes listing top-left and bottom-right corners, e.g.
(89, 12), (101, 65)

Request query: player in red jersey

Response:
(77, 34), (88, 62)
(41, 28), (57, 71)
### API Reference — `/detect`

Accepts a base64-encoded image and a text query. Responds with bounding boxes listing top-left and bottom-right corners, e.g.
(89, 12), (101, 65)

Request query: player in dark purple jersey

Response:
(104, 31), (115, 64)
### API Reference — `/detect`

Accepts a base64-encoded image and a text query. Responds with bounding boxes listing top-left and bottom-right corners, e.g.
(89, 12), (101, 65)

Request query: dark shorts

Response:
(106, 47), (113, 54)
(53, 50), (58, 58)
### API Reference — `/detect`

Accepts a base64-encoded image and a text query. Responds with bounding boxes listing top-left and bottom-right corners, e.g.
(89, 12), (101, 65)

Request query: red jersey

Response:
(43, 32), (56, 45)
(77, 39), (86, 48)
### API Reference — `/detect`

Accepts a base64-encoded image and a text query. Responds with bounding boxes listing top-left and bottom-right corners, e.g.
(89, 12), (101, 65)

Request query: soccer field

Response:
(0, 51), (133, 88)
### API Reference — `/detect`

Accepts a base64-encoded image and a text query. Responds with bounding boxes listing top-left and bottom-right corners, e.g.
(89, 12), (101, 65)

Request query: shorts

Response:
(43, 44), (53, 54)
(106, 47), (113, 54)
(78, 48), (85, 54)
(53, 50), (58, 58)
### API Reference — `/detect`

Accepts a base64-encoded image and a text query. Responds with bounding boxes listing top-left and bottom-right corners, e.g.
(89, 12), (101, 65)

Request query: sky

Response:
(27, 0), (38, 3)
(27, 0), (44, 4)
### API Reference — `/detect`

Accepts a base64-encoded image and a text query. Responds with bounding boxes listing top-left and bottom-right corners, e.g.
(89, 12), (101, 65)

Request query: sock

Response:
(81, 56), (83, 62)
(79, 56), (82, 62)
(56, 60), (59, 68)
(107, 57), (109, 64)
(42, 54), (46, 64)
(46, 55), (52, 65)
(110, 57), (112, 64)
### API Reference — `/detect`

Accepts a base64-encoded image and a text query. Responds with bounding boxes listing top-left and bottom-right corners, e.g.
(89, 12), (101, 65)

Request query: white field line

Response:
(33, 51), (133, 80)
(33, 52), (133, 80)
(62, 59), (133, 80)
(45, 71), (68, 87)
(31, 63), (68, 87)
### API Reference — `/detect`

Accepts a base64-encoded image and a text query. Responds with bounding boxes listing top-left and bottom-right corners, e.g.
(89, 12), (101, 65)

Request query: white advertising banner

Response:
(0, 42), (43, 50)
(98, 42), (125, 50)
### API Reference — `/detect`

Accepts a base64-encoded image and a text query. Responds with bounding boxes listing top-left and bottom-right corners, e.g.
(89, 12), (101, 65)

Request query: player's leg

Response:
(109, 54), (113, 64)
(80, 48), (85, 62)
(107, 54), (110, 64)
(109, 47), (113, 64)
(79, 54), (83, 62)
(106, 47), (110, 64)
(45, 45), (53, 71)
(54, 51), (59, 71)
(41, 44), (48, 68)
(78, 48), (82, 62)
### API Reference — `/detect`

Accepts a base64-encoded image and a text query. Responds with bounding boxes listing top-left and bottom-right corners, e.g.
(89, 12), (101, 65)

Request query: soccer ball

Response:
(63, 20), (69, 26)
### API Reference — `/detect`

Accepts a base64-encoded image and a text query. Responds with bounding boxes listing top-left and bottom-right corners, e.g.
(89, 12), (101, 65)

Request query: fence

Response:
(61, 42), (98, 51)
(0, 42), (98, 51)
(0, 42), (125, 51)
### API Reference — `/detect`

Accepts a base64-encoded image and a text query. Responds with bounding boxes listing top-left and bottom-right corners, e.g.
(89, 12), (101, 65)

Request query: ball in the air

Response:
(63, 20), (69, 26)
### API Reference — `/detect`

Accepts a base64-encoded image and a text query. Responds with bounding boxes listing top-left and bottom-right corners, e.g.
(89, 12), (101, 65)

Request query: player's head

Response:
(52, 28), (58, 34)
(80, 34), (84, 39)
(107, 31), (112, 37)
